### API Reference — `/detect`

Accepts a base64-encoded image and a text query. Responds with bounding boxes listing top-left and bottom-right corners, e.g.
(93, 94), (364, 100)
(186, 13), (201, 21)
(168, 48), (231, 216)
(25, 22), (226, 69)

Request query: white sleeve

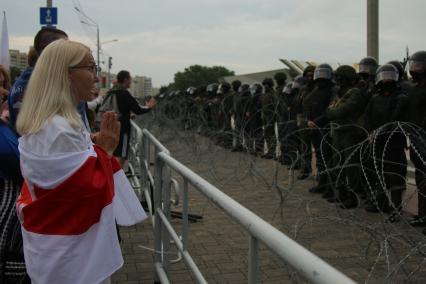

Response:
(87, 96), (104, 111)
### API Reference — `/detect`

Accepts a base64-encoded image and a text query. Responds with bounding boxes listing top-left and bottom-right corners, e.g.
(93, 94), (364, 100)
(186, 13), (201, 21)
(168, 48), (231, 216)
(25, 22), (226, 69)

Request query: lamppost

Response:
(101, 39), (118, 89)
(101, 39), (118, 45)
(74, 7), (101, 80)
(80, 19), (100, 75)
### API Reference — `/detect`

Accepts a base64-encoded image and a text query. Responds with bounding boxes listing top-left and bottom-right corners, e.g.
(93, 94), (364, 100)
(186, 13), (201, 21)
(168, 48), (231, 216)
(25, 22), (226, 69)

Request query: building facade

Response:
(9, 49), (28, 71)
(129, 76), (152, 98)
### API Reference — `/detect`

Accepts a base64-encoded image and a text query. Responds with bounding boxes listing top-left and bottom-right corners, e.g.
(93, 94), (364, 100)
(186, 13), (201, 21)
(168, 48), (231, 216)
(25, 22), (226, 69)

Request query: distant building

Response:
(129, 76), (152, 98)
(9, 49), (28, 71)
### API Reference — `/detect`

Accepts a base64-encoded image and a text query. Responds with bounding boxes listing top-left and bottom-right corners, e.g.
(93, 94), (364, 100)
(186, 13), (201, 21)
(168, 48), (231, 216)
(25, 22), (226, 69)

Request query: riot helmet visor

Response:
(314, 68), (332, 80)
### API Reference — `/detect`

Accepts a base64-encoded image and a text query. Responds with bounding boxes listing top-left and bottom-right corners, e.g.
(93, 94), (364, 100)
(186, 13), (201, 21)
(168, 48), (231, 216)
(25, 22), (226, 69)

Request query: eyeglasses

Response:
(69, 64), (98, 73)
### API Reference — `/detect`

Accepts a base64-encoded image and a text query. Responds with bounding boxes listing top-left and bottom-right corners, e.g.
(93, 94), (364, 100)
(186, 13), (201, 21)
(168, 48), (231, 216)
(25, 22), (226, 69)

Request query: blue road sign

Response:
(40, 7), (58, 26)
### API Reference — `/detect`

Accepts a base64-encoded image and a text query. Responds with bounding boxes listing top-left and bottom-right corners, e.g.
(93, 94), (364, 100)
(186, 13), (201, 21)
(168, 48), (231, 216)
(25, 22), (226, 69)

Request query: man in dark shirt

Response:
(111, 70), (156, 167)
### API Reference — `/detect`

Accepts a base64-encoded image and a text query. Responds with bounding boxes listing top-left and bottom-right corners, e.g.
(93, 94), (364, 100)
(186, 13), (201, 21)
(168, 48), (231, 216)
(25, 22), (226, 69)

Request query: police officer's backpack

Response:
(94, 90), (119, 131)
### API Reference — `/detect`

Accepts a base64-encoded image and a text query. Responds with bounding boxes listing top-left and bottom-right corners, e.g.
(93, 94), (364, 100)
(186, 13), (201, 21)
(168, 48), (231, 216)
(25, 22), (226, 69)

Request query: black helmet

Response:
(303, 65), (316, 77)
(217, 82), (231, 94)
(238, 83), (250, 94)
(206, 83), (218, 95)
(231, 80), (242, 92)
(274, 72), (287, 85)
(314, 63), (333, 80)
(334, 65), (357, 82)
(358, 56), (378, 75)
(292, 75), (305, 89)
(375, 64), (399, 85)
(282, 82), (293, 95)
(387, 60), (404, 81)
(249, 83), (263, 95)
(186, 86), (196, 96)
(409, 51), (426, 74)
(262, 77), (274, 88)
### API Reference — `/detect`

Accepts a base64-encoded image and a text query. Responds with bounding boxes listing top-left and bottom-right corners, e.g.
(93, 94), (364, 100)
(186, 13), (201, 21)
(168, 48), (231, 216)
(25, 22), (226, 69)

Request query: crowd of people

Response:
(1, 24), (426, 283)
(155, 54), (426, 232)
(0, 27), (153, 283)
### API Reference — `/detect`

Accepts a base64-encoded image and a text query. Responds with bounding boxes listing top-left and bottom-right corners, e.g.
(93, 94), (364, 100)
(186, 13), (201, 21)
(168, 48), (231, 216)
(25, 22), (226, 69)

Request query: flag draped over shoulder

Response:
(0, 11), (9, 70)
(16, 116), (147, 284)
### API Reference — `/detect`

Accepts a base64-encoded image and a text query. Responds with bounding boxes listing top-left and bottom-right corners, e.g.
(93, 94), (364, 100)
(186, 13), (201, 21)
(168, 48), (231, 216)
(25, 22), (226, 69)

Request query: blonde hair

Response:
(16, 39), (90, 135)
(0, 64), (10, 90)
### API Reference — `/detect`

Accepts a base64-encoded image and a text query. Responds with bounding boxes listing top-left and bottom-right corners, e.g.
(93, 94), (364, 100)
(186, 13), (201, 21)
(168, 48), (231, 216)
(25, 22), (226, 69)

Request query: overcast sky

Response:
(3, 0), (426, 87)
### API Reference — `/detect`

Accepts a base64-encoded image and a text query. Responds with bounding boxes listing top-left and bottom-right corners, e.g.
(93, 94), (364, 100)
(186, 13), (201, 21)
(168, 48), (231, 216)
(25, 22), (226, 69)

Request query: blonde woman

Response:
(0, 64), (10, 122)
(0, 64), (10, 101)
(16, 39), (146, 284)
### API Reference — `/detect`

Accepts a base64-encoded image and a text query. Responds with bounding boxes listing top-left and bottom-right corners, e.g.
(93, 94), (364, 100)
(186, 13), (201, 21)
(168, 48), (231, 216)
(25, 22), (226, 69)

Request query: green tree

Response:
(159, 85), (169, 94)
(173, 65), (234, 91)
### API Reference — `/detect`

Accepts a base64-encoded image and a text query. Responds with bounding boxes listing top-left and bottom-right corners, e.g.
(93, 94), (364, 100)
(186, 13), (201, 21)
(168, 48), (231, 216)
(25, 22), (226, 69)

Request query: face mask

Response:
(410, 72), (426, 83)
(316, 80), (330, 89)
(291, 89), (299, 96)
(250, 89), (257, 96)
(381, 81), (397, 93)
(359, 73), (370, 81)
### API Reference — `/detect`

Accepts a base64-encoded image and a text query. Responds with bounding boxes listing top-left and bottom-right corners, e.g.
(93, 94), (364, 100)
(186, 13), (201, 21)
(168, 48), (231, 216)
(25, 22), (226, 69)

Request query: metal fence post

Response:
(182, 179), (189, 251)
(162, 164), (172, 275)
(248, 236), (258, 284)
(153, 155), (164, 282)
(140, 132), (147, 201)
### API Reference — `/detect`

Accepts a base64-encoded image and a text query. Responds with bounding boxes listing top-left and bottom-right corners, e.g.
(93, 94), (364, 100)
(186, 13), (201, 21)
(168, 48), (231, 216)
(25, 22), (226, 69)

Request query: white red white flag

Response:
(17, 144), (147, 284)
(0, 11), (9, 70)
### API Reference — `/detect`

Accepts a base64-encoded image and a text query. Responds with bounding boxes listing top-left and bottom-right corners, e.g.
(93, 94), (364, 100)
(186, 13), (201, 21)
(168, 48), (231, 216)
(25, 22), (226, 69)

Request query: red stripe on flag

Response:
(19, 146), (116, 235)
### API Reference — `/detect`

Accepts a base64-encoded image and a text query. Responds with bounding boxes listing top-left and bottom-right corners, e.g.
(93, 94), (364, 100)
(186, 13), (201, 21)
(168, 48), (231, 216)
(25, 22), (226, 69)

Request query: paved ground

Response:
(112, 118), (426, 284)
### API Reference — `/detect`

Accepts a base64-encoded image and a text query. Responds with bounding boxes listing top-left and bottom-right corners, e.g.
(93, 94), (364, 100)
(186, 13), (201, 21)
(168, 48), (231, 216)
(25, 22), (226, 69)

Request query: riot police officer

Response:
(324, 65), (366, 208)
(218, 82), (234, 148)
(205, 83), (219, 136)
(363, 64), (408, 218)
(278, 76), (303, 167)
(246, 83), (264, 155)
(304, 63), (335, 194)
(406, 51), (426, 231)
(261, 78), (278, 159)
(297, 65), (316, 180)
(238, 83), (252, 152)
(231, 80), (244, 151)
(388, 60), (413, 94)
(357, 56), (378, 104)
(274, 72), (287, 94)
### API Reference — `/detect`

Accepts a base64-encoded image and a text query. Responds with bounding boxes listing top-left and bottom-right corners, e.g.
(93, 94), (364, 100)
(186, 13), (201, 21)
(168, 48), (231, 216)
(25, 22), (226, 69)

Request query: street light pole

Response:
(75, 6), (118, 89)
(100, 39), (118, 89)
(108, 57), (112, 89)
(80, 19), (101, 86)
(96, 25), (100, 76)
(46, 0), (52, 27)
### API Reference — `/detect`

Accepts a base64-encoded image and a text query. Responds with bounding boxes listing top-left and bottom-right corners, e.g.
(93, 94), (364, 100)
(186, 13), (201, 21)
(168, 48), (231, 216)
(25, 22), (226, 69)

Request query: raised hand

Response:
(96, 111), (121, 156)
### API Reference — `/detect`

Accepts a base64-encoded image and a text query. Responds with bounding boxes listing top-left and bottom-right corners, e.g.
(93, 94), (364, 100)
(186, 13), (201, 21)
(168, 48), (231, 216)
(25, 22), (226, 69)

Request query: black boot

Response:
(409, 216), (426, 227)
(340, 197), (358, 209)
(309, 185), (326, 193)
(297, 172), (309, 180)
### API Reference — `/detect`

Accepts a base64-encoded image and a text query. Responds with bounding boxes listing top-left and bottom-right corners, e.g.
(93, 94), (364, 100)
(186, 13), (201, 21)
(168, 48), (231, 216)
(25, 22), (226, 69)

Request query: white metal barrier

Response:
(129, 121), (356, 284)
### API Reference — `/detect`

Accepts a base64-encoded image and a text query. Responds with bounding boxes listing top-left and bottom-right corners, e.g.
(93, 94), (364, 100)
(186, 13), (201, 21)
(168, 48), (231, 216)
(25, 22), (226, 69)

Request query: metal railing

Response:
(129, 121), (356, 284)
